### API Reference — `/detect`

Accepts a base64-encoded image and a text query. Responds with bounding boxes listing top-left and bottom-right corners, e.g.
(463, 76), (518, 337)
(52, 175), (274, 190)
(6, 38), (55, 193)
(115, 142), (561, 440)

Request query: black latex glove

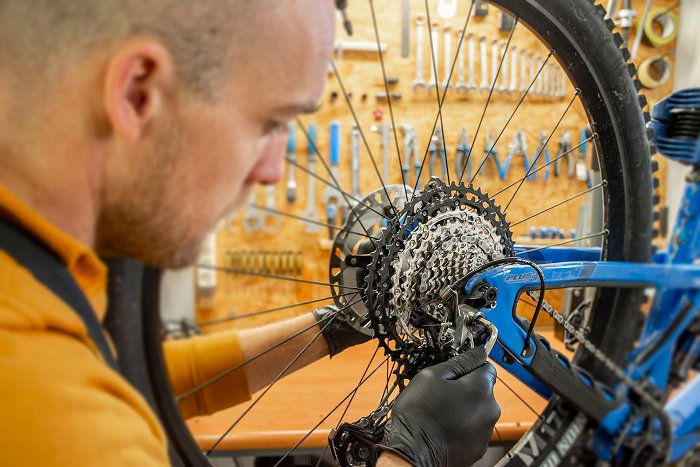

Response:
(377, 347), (500, 467)
(312, 305), (373, 357)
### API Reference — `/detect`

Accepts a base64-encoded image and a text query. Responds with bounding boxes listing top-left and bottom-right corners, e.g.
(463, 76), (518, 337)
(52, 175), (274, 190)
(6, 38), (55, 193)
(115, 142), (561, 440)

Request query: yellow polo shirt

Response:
(0, 185), (250, 465)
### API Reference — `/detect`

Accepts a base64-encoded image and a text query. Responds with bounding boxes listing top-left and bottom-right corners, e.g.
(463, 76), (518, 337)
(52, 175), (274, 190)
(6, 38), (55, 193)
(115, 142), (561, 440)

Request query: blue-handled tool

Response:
(479, 132), (505, 180)
(301, 123), (323, 233)
(576, 127), (592, 184)
(554, 130), (574, 177)
(502, 129), (532, 181)
(533, 131), (551, 181)
(323, 121), (342, 236)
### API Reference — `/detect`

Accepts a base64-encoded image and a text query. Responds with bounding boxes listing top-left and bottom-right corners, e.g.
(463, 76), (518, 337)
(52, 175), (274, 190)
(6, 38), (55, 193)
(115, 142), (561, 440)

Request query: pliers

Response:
(503, 129), (532, 181)
(479, 131), (505, 180)
(554, 130), (574, 177)
(532, 131), (551, 181)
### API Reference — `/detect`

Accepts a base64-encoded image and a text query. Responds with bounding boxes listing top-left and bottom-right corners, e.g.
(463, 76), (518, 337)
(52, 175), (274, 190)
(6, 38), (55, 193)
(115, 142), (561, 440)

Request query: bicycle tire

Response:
(104, 0), (656, 465)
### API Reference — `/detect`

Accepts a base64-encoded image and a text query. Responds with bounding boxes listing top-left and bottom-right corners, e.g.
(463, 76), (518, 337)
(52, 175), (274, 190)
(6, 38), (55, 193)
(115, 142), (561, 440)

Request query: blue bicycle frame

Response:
(464, 89), (700, 462)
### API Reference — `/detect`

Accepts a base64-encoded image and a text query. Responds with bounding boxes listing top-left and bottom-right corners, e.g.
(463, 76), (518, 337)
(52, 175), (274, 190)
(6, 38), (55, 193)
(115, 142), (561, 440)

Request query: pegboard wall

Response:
(196, 0), (677, 333)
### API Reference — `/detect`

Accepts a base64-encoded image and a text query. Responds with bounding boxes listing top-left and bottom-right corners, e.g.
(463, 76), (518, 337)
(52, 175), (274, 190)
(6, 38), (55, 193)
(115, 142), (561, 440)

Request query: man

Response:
(0, 1), (500, 466)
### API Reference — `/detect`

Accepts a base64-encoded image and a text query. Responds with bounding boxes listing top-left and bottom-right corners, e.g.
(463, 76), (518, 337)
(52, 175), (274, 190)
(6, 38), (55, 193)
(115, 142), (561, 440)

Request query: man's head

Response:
(0, 0), (335, 268)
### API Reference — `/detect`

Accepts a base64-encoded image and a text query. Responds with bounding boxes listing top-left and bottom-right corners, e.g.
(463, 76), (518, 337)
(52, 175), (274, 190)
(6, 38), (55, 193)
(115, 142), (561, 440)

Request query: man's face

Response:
(97, 1), (335, 268)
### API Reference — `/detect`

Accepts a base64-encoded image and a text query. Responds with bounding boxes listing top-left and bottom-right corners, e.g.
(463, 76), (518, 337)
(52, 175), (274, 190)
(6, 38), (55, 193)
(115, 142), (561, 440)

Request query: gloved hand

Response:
(312, 305), (373, 357)
(377, 347), (500, 467)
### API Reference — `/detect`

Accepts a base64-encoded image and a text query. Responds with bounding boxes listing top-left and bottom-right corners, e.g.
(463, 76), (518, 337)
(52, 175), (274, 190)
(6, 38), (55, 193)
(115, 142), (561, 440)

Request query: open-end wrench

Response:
(413, 17), (426, 91)
(520, 49), (527, 93)
(466, 33), (476, 91)
(350, 126), (361, 198)
(455, 128), (472, 180)
(413, 130), (423, 187)
(429, 125), (448, 179)
(285, 122), (297, 203)
(479, 36), (489, 92)
(428, 21), (440, 92)
(455, 31), (468, 93)
(558, 67), (566, 98)
(543, 60), (550, 97)
(371, 124), (392, 183)
(262, 185), (281, 233)
(499, 42), (509, 93)
(243, 187), (265, 232)
(438, 0), (457, 18)
(401, 0), (410, 58)
(440, 25), (452, 91)
(400, 125), (417, 186)
(535, 55), (544, 96)
(301, 123), (323, 233)
(322, 121), (343, 234)
(529, 53), (536, 93)
(490, 40), (499, 90)
(509, 45), (518, 94)
(554, 130), (574, 178)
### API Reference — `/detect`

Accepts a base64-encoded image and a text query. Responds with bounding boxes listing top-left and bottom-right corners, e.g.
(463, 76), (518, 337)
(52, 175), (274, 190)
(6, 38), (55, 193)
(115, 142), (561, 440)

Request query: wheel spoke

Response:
(468, 50), (554, 185)
(369, 0), (407, 196)
(496, 374), (543, 420)
(271, 348), (386, 467)
(503, 90), (580, 212)
(458, 17), (518, 185)
(205, 295), (363, 455)
(490, 134), (596, 198)
(330, 60), (398, 217)
(197, 264), (364, 291)
(194, 293), (356, 328)
(411, 1), (475, 199)
(511, 182), (604, 227)
(516, 230), (609, 255)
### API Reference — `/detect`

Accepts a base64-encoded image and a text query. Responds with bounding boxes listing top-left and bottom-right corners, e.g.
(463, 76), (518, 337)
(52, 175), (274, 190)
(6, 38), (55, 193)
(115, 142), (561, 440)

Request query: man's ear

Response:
(103, 40), (175, 141)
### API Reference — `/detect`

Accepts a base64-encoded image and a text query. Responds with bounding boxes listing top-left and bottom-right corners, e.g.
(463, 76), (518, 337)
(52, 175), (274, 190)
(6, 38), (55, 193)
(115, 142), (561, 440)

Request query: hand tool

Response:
(413, 17), (426, 91)
(509, 45), (518, 93)
(629, 0), (652, 60)
(466, 33), (476, 91)
(529, 53), (536, 93)
(543, 61), (551, 97)
(615, 0), (636, 43)
(350, 126), (361, 198)
(428, 21), (440, 92)
(438, 0), (457, 19)
(502, 129), (532, 181)
(371, 123), (392, 183)
(285, 122), (297, 203)
(535, 55), (544, 96)
(479, 36), (489, 92)
(498, 42), (509, 93)
(473, 0), (488, 17)
(605, 0), (619, 20)
(301, 123), (323, 233)
(557, 67), (566, 98)
(479, 131), (505, 180)
(225, 209), (239, 234)
(440, 25), (452, 91)
(335, 40), (388, 61)
(262, 185), (281, 233)
(323, 121), (343, 230)
(519, 49), (527, 93)
(401, 125), (417, 187)
(335, 0), (353, 36)
(576, 128), (592, 182)
(326, 202), (338, 239)
(533, 131), (552, 181)
(554, 130), (574, 178)
(498, 11), (516, 31)
(401, 0), (410, 58)
(375, 92), (403, 101)
(490, 39), (499, 90)
(455, 31), (468, 93)
(428, 125), (448, 179)
(455, 128), (472, 180)
(243, 187), (265, 232)
(412, 130), (423, 187)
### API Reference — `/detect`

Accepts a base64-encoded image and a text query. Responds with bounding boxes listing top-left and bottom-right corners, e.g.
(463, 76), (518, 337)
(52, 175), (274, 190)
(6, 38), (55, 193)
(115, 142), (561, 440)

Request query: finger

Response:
(429, 346), (487, 380)
(458, 360), (497, 388)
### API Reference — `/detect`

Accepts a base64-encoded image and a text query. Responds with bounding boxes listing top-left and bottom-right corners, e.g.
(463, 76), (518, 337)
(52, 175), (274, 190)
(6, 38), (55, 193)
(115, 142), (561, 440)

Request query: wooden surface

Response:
(186, 0), (677, 453)
(189, 336), (557, 452)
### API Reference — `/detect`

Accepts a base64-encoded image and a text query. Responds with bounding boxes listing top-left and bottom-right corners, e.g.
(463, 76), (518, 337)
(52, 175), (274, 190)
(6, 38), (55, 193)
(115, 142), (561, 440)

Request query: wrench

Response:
(520, 49), (528, 93)
(479, 36), (489, 92)
(400, 125), (417, 186)
(558, 67), (566, 98)
(499, 42), (509, 93)
(323, 121), (342, 237)
(490, 40), (499, 90)
(455, 128), (472, 180)
(543, 60), (550, 97)
(243, 187), (264, 232)
(301, 123), (323, 233)
(535, 55), (544, 96)
(262, 185), (281, 233)
(413, 17), (426, 91)
(285, 122), (297, 203)
(412, 130), (423, 187)
(371, 124), (392, 183)
(455, 31), (468, 93)
(509, 45), (518, 93)
(350, 126), (361, 198)
(466, 33), (476, 91)
(429, 125), (448, 179)
(441, 25), (452, 91)
(576, 128), (592, 182)
(529, 53), (536, 94)
(401, 0), (410, 58)
(428, 21), (440, 92)
(438, 0), (457, 18)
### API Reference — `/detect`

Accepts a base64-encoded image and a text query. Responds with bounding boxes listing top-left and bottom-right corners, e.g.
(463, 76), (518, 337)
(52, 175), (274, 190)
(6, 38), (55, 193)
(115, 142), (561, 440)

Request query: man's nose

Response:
(246, 129), (288, 185)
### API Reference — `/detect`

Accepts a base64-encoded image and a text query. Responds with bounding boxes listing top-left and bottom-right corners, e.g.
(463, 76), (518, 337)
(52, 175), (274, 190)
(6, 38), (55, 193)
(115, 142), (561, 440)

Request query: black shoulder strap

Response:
(0, 216), (119, 371)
